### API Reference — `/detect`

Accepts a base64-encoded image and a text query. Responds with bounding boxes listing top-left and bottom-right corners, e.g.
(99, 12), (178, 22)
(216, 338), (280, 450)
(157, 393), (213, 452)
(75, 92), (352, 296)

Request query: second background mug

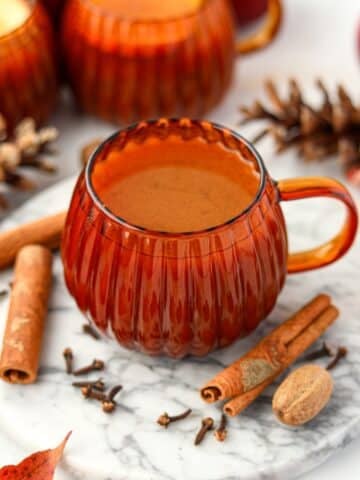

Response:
(61, 0), (282, 123)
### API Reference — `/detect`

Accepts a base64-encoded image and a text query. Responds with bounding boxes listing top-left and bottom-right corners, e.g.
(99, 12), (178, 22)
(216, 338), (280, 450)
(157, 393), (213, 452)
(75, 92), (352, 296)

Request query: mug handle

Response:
(236, 0), (283, 55)
(277, 177), (358, 274)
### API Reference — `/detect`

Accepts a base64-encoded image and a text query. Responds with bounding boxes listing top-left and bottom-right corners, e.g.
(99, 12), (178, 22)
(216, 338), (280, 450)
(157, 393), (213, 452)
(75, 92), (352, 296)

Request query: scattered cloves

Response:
(194, 417), (214, 446)
(157, 408), (192, 428)
(108, 384), (123, 401)
(63, 348), (74, 375)
(72, 378), (105, 391)
(0, 289), (8, 298)
(214, 414), (228, 442)
(73, 359), (105, 376)
(326, 346), (348, 371)
(304, 341), (335, 361)
(81, 385), (107, 401)
(82, 323), (101, 340)
(102, 400), (116, 413)
(101, 384), (123, 414)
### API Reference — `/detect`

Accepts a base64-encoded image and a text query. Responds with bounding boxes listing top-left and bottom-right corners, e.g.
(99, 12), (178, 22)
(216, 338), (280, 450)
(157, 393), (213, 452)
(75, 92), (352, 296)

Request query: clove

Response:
(81, 385), (106, 401)
(214, 414), (228, 442)
(0, 289), (8, 298)
(72, 378), (105, 391)
(101, 384), (123, 414)
(304, 342), (335, 361)
(108, 384), (123, 401)
(73, 359), (105, 376)
(102, 400), (116, 413)
(82, 323), (100, 340)
(63, 348), (74, 375)
(326, 346), (348, 371)
(157, 408), (192, 428)
(194, 417), (214, 446)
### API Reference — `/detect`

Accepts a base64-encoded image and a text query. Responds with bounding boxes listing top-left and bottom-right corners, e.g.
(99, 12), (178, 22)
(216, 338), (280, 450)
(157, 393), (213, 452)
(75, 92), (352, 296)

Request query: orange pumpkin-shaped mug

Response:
(232, 0), (268, 24)
(40, 0), (65, 26)
(61, 119), (358, 358)
(0, 0), (57, 129)
(61, 0), (282, 123)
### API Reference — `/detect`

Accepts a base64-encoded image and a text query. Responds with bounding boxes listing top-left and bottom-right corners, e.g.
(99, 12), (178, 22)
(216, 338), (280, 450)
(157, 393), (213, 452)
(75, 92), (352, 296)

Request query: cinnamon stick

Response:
(0, 211), (66, 270)
(224, 305), (338, 416)
(201, 294), (331, 403)
(200, 294), (339, 417)
(0, 245), (53, 384)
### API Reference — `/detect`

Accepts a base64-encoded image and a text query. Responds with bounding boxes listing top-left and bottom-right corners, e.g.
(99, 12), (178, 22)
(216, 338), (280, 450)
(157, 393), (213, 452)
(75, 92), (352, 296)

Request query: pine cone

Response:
(0, 114), (58, 208)
(240, 79), (360, 186)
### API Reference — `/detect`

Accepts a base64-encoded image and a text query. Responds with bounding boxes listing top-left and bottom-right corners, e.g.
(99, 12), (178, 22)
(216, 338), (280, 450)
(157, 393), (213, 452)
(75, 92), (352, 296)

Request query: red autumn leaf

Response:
(0, 432), (71, 480)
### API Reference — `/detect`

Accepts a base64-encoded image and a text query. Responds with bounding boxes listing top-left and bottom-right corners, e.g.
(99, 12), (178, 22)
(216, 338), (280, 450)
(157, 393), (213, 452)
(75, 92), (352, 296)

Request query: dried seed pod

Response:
(0, 114), (58, 207)
(38, 127), (59, 144)
(0, 143), (21, 169)
(16, 132), (39, 156)
(272, 364), (333, 426)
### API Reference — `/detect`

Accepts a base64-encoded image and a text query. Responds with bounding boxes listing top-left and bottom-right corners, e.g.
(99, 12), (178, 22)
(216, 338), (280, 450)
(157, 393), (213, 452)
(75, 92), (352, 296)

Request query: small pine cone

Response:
(15, 117), (36, 137)
(38, 127), (59, 145)
(332, 105), (352, 133)
(300, 105), (322, 135)
(338, 138), (359, 166)
(16, 132), (39, 156)
(0, 143), (21, 169)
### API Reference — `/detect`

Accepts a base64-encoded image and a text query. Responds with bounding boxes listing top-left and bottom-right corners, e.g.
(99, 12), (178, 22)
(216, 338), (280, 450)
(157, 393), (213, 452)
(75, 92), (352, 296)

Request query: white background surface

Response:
(0, 0), (360, 478)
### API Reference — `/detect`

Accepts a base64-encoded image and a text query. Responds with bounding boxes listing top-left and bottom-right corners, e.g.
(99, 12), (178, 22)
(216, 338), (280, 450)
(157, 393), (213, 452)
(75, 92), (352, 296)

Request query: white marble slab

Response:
(0, 0), (360, 474)
(0, 163), (359, 480)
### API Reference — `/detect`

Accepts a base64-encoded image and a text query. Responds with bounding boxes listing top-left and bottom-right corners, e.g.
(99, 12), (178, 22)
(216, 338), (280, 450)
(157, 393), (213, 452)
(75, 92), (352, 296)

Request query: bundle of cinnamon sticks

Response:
(201, 294), (338, 416)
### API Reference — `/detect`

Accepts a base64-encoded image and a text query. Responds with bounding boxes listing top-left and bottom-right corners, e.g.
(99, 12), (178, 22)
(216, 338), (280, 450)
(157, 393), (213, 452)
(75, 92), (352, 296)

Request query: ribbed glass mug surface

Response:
(61, 0), (235, 122)
(232, 0), (268, 24)
(61, 119), (289, 358)
(40, 0), (65, 24)
(0, 1), (57, 129)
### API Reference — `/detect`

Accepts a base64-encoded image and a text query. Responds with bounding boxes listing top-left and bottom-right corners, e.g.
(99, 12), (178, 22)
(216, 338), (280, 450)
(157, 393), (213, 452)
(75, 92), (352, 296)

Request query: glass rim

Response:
(0, 0), (37, 41)
(80, 0), (216, 24)
(85, 119), (267, 238)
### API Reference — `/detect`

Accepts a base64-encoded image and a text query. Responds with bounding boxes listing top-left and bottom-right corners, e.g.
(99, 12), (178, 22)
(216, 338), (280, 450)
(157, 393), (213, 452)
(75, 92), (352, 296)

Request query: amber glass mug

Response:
(61, 0), (282, 123)
(232, 0), (269, 24)
(0, 0), (57, 129)
(40, 0), (65, 25)
(61, 119), (358, 358)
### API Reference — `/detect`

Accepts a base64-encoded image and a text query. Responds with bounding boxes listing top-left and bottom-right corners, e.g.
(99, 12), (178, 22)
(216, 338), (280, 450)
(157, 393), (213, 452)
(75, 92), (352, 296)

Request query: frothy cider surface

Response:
(0, 0), (31, 36)
(89, 0), (203, 20)
(93, 136), (261, 233)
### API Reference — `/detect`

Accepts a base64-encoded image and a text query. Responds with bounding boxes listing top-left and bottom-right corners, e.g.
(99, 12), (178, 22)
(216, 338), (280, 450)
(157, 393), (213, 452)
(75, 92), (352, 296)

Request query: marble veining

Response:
(0, 175), (359, 480)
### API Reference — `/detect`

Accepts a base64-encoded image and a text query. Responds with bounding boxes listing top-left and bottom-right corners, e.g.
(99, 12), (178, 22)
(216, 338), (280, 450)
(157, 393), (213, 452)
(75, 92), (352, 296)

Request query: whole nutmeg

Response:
(272, 365), (333, 426)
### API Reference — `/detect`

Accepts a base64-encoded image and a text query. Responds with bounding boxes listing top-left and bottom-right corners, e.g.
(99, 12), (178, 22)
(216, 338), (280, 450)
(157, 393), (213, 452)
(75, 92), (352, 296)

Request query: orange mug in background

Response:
(61, 0), (282, 123)
(0, 0), (58, 129)
(61, 119), (358, 358)
(40, 0), (65, 25)
(232, 0), (268, 25)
